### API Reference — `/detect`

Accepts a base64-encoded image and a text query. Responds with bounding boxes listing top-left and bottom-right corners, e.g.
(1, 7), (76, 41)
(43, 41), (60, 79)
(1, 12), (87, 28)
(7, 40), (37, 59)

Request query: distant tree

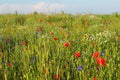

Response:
(15, 10), (18, 15)
(33, 11), (39, 15)
(115, 12), (119, 17)
(61, 11), (65, 14)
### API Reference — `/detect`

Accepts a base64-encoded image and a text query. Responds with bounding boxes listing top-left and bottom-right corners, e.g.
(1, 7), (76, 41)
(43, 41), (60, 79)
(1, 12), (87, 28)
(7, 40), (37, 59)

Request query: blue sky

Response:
(0, 0), (120, 14)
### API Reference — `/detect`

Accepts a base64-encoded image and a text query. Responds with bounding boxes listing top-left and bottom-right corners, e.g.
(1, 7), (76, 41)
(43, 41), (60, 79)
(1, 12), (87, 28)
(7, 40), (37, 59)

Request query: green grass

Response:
(0, 13), (120, 80)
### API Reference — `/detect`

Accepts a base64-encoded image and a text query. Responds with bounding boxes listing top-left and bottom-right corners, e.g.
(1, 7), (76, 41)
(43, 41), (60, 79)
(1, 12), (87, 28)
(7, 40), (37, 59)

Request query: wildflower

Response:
(0, 45), (2, 50)
(21, 41), (27, 45)
(64, 42), (70, 48)
(78, 65), (83, 71)
(36, 26), (42, 32)
(43, 69), (47, 75)
(83, 34), (87, 38)
(100, 51), (105, 55)
(7, 62), (11, 67)
(59, 69), (63, 74)
(54, 37), (58, 41)
(93, 77), (97, 80)
(54, 74), (60, 80)
(75, 52), (81, 58)
(50, 32), (53, 35)
(93, 52), (99, 58)
(96, 57), (106, 67)
(103, 19), (108, 24)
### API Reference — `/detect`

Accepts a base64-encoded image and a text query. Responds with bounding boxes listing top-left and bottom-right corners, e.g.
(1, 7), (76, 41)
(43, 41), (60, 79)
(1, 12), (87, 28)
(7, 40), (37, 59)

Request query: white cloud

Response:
(48, 3), (65, 12)
(33, 2), (48, 12)
(33, 2), (65, 13)
(0, 2), (65, 14)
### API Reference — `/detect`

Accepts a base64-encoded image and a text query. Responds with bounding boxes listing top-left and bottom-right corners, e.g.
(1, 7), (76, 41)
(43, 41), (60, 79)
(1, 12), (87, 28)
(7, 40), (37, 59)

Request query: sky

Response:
(0, 0), (120, 14)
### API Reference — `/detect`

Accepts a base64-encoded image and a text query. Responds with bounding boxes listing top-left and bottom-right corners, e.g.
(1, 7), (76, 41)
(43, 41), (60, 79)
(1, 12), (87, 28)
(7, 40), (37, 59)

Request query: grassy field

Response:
(0, 13), (120, 80)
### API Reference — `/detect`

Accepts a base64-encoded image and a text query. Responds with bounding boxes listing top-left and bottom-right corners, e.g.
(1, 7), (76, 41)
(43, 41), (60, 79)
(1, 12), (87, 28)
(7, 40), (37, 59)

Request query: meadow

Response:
(0, 13), (120, 80)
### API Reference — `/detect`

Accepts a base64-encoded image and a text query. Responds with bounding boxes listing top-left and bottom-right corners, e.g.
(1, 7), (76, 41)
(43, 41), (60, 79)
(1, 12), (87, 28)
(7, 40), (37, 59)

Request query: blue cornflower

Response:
(78, 65), (83, 71)
(100, 51), (105, 55)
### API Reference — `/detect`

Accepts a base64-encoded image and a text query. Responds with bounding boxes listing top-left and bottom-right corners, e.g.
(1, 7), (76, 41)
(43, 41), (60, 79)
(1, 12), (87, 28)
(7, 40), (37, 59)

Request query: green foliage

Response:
(15, 15), (26, 25)
(33, 11), (39, 15)
(0, 13), (120, 80)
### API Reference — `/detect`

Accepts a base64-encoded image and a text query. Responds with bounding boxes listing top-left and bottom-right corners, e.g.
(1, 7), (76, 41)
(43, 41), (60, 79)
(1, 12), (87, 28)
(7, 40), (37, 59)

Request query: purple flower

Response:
(78, 65), (83, 71)
(100, 51), (105, 55)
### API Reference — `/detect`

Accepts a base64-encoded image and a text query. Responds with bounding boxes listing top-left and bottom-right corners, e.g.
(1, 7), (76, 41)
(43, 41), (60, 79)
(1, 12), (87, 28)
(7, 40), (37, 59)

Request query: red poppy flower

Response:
(21, 41), (27, 45)
(64, 42), (70, 48)
(54, 74), (60, 80)
(75, 52), (81, 58)
(93, 77), (97, 80)
(54, 37), (58, 41)
(93, 52), (99, 58)
(7, 62), (11, 67)
(0, 45), (2, 50)
(36, 26), (43, 32)
(43, 69), (47, 75)
(96, 57), (106, 67)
